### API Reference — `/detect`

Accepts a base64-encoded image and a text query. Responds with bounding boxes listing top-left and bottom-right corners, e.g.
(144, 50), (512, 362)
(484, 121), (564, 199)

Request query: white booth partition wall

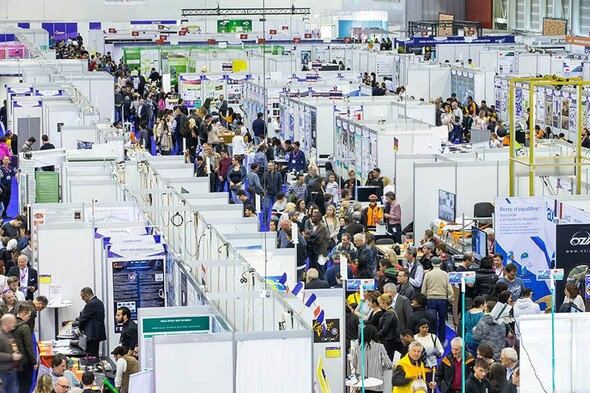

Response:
(69, 73), (115, 122)
(395, 154), (440, 229)
(285, 288), (348, 393)
(153, 330), (313, 393)
(234, 331), (313, 393)
(519, 313), (590, 393)
(42, 102), (81, 148)
(37, 221), (95, 341)
(413, 161), (509, 240)
(406, 65), (452, 101)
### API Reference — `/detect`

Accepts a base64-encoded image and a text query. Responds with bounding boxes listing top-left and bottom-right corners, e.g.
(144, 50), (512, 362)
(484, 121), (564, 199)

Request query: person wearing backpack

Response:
(474, 257), (498, 299)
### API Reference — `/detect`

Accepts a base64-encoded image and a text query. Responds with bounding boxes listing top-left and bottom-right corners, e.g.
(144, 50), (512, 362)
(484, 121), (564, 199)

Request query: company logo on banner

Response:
(555, 224), (590, 309)
(494, 197), (556, 300)
(105, 0), (148, 5)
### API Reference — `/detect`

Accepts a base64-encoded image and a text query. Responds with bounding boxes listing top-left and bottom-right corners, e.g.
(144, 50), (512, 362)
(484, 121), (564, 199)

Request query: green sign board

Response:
(142, 316), (210, 334)
(217, 19), (252, 33)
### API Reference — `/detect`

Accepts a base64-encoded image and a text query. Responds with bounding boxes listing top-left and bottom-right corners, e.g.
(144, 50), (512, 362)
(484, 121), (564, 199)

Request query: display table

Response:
(345, 377), (383, 388)
(38, 340), (87, 368)
(47, 301), (73, 338)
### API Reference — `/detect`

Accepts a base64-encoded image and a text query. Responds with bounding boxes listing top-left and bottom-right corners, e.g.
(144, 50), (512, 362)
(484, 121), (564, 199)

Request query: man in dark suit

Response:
(79, 287), (106, 357)
(115, 306), (137, 354)
(7, 255), (38, 301)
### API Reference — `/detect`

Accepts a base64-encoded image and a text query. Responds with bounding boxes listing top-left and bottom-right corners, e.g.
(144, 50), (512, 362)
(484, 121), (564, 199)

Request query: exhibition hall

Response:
(0, 0), (587, 392)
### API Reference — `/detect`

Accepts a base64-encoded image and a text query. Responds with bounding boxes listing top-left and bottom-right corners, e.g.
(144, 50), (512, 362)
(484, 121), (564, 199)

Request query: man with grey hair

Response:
(422, 256), (454, 345)
(405, 246), (423, 292)
(0, 314), (21, 393)
(7, 254), (38, 301)
(353, 233), (374, 278)
(383, 283), (413, 332)
(346, 211), (366, 236)
(500, 347), (519, 381)
(434, 336), (475, 393)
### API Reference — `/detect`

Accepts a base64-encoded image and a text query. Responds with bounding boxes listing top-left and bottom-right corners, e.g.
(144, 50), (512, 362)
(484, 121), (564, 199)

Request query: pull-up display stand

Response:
(449, 271), (476, 393)
(536, 268), (564, 393)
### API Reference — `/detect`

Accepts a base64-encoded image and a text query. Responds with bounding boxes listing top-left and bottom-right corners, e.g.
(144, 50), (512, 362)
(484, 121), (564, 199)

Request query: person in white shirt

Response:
(413, 319), (444, 368)
(232, 129), (248, 157)
(451, 102), (463, 124)
(271, 117), (280, 135)
(325, 173), (340, 204)
(111, 346), (139, 393)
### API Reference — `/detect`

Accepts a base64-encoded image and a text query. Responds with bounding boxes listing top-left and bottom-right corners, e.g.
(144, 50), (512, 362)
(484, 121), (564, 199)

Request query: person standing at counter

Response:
(78, 287), (106, 358)
(116, 306), (138, 355)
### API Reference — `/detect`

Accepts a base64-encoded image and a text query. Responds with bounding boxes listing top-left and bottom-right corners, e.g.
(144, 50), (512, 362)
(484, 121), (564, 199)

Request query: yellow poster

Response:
(233, 59), (248, 72)
(316, 356), (331, 393)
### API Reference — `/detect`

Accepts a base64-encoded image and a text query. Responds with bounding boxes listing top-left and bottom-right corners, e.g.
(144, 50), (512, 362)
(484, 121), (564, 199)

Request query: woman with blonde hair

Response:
(382, 176), (395, 196)
(323, 204), (340, 250)
(33, 374), (53, 393)
(280, 202), (296, 221)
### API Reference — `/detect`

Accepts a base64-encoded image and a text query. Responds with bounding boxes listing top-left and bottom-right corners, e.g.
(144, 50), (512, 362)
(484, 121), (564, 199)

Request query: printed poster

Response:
(354, 126), (362, 180)
(112, 259), (165, 333)
(561, 94), (570, 131)
(494, 197), (556, 301)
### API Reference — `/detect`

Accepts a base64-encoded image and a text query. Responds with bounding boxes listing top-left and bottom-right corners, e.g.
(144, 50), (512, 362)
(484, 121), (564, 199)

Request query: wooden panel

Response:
(466, 0), (493, 29)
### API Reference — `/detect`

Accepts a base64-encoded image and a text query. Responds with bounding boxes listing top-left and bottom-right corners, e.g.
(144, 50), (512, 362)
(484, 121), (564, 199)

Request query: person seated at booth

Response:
(41, 353), (82, 388)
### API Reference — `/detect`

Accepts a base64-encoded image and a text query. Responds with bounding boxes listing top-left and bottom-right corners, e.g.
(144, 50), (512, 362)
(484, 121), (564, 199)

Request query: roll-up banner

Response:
(555, 224), (590, 310)
(494, 197), (556, 301)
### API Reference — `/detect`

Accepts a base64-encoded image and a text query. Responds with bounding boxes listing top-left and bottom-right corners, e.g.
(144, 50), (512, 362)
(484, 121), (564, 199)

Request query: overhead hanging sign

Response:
(217, 19), (252, 33)
(397, 35), (516, 47)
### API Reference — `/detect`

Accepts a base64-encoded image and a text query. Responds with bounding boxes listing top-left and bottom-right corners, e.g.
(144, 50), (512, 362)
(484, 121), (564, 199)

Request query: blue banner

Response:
(397, 35), (516, 47)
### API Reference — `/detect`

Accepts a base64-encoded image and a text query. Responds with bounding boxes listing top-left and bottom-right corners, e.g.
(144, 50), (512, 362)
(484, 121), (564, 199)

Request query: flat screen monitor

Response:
(438, 189), (456, 222)
(356, 186), (383, 202)
(472, 226), (488, 260)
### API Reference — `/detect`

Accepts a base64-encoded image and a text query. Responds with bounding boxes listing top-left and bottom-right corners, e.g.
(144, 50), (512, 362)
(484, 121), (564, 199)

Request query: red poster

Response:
(108, 28), (117, 34)
(293, 38), (301, 43)
(270, 29), (277, 35)
(131, 31), (139, 37)
(304, 33), (312, 39)
(240, 34), (248, 40)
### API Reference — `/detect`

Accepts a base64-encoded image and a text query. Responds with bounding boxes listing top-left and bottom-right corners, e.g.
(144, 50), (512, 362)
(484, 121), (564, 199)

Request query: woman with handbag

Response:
(377, 293), (400, 361)
(413, 319), (443, 381)
(350, 325), (393, 393)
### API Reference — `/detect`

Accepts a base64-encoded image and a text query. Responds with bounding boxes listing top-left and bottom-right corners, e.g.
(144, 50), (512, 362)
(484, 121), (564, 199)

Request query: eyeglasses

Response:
(57, 383), (71, 391)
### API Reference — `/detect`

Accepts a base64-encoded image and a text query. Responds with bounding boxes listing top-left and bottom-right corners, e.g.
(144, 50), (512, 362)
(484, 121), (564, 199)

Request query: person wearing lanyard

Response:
(7, 255), (37, 301)
(287, 142), (306, 172)
(0, 156), (17, 218)
(383, 192), (402, 243)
